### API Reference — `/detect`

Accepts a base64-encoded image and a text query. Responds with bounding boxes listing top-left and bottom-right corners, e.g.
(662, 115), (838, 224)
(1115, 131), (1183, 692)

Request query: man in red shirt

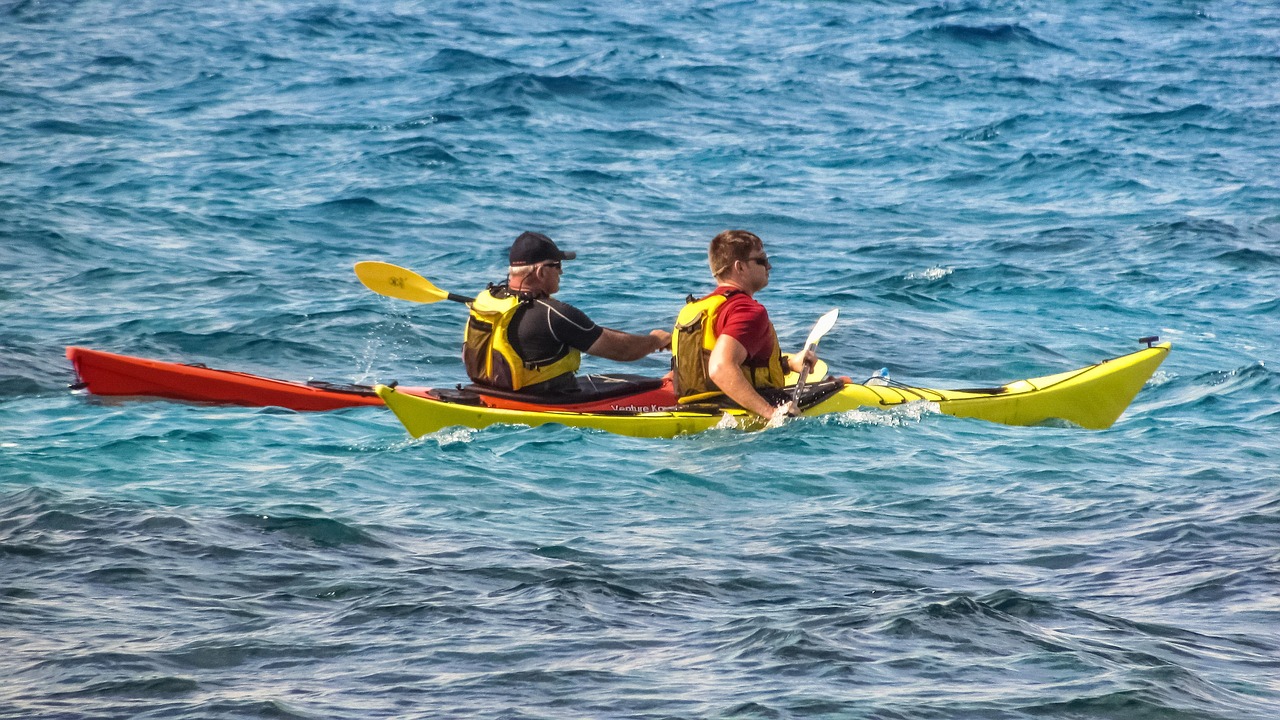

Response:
(671, 230), (816, 419)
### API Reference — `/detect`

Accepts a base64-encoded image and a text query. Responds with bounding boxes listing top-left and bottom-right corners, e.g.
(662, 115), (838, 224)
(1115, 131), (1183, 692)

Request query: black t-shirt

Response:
(492, 285), (604, 368)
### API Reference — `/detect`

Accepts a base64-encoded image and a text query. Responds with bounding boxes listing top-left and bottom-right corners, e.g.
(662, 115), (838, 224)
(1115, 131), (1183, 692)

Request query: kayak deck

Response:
(377, 343), (1171, 439)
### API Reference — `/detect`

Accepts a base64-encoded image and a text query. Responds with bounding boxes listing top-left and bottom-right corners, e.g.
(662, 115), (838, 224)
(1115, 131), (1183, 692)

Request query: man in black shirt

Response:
(462, 232), (671, 393)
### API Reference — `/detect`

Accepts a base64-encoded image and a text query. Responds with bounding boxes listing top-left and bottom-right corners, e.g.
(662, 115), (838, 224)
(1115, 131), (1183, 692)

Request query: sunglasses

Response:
(540, 261), (562, 270)
(747, 255), (771, 270)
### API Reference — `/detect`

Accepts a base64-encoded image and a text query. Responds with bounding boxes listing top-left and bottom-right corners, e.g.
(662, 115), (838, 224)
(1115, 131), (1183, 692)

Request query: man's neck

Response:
(717, 278), (754, 296)
(507, 277), (548, 297)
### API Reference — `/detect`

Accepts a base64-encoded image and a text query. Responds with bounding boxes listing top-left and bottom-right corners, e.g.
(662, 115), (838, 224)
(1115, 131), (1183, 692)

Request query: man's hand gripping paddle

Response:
(780, 308), (838, 421)
(353, 261), (474, 305)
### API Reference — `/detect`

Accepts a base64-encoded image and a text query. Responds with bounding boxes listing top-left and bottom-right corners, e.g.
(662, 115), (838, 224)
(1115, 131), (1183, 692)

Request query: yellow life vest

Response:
(462, 287), (581, 391)
(670, 290), (785, 403)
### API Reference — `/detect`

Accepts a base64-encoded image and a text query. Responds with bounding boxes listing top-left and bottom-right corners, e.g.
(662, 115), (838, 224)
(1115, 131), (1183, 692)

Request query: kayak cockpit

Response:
(464, 373), (667, 405)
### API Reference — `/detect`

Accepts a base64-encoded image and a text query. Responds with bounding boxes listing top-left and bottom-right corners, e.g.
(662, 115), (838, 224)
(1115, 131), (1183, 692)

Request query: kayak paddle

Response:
(354, 261), (474, 305)
(788, 308), (838, 414)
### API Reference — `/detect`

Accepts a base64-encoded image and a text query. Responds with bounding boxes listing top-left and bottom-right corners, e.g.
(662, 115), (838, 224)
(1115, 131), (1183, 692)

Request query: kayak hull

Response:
(806, 343), (1170, 430)
(379, 389), (729, 439)
(64, 347), (678, 413)
(66, 347), (391, 411)
(377, 343), (1171, 439)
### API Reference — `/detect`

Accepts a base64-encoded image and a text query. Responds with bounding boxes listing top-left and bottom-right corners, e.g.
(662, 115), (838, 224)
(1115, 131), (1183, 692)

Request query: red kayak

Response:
(65, 347), (677, 413)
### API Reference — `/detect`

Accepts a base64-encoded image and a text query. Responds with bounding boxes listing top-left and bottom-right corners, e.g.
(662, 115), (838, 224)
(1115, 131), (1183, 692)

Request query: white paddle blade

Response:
(803, 308), (839, 350)
(789, 309), (840, 409)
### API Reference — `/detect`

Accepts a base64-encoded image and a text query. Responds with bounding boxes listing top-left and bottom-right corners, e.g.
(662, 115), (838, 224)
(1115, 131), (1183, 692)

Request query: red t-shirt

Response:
(710, 287), (775, 367)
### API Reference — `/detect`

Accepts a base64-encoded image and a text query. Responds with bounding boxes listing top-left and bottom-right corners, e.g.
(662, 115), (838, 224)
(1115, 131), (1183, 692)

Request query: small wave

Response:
(288, 5), (358, 36)
(162, 637), (359, 671)
(1162, 568), (1252, 604)
(563, 169), (622, 184)
(907, 3), (986, 21)
(1136, 219), (1243, 258)
(377, 143), (461, 168)
(307, 196), (387, 212)
(920, 23), (1066, 51)
(21, 508), (100, 532)
(52, 675), (199, 698)
(83, 565), (152, 584)
(224, 115), (463, 135)
(455, 72), (688, 108)
(227, 109), (278, 123)
(46, 159), (126, 185)
(28, 119), (115, 137)
(96, 428), (224, 453)
(932, 169), (990, 187)
(530, 544), (606, 562)
(981, 589), (1062, 619)
(719, 625), (857, 664)
(1241, 297), (1280, 314)
(1, 486), (65, 516)
(393, 114), (465, 128)
(951, 123), (1001, 142)
(1016, 689), (1209, 719)
(2, 225), (87, 261)
(422, 48), (516, 74)
(471, 104), (533, 119)
(905, 266), (953, 281)
(1201, 362), (1275, 390)
(229, 513), (387, 548)
(576, 128), (676, 149)
(1140, 362), (1276, 418)
(90, 55), (140, 68)
(1214, 247), (1280, 268)
(877, 594), (1010, 639)
(1117, 103), (1216, 123)
(995, 226), (1098, 255)
(544, 574), (646, 601)
(196, 699), (313, 718)
(0, 373), (43, 397)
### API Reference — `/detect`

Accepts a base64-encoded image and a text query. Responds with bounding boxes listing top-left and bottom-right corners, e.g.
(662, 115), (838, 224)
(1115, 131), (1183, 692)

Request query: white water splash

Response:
(906, 266), (953, 281)
(826, 400), (939, 428)
(431, 427), (479, 446)
(714, 412), (740, 430)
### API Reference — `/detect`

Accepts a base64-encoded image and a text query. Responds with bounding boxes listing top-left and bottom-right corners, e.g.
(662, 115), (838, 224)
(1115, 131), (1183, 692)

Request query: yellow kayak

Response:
(376, 342), (1170, 439)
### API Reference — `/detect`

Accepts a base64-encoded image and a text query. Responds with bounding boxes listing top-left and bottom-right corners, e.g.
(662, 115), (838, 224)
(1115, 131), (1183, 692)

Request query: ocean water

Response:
(2, 0), (1279, 717)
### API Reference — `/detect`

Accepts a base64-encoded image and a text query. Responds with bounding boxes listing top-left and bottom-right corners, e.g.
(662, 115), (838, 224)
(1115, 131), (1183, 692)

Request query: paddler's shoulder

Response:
(715, 285), (765, 312)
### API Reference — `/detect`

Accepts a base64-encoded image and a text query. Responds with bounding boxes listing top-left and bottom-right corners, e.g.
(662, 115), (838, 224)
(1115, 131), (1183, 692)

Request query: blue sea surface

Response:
(3, 1), (1279, 717)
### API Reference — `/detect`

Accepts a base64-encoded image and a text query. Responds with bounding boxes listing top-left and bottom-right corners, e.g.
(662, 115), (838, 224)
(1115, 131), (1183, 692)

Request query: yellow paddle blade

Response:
(354, 261), (449, 304)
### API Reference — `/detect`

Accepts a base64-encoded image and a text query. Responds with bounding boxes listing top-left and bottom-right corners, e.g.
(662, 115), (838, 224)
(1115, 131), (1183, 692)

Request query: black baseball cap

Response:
(509, 231), (577, 266)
